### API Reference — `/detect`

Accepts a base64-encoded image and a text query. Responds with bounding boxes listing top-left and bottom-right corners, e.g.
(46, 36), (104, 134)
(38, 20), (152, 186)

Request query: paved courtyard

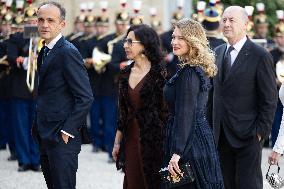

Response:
(0, 145), (282, 189)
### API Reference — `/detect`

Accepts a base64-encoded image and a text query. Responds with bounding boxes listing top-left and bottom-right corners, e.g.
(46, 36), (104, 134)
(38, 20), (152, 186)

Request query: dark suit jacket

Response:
(36, 37), (93, 144)
(212, 38), (278, 148)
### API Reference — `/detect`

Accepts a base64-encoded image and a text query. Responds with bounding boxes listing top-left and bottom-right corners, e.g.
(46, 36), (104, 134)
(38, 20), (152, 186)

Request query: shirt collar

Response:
(46, 33), (62, 49)
(227, 36), (247, 53)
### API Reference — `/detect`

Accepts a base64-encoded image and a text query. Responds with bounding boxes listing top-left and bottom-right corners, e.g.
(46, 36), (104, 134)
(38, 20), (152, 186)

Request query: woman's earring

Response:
(140, 50), (145, 58)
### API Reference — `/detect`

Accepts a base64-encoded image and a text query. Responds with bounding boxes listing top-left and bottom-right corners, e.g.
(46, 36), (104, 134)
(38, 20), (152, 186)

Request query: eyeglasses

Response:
(123, 38), (141, 46)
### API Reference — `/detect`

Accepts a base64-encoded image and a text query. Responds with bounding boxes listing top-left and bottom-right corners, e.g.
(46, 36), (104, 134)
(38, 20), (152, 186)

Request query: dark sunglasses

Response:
(122, 38), (141, 46)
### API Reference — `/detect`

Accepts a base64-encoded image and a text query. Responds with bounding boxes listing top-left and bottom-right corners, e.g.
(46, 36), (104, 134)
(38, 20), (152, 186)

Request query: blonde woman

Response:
(163, 18), (224, 189)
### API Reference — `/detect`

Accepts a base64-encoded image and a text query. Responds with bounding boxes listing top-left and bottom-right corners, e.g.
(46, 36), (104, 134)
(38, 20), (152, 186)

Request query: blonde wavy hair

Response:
(174, 18), (217, 77)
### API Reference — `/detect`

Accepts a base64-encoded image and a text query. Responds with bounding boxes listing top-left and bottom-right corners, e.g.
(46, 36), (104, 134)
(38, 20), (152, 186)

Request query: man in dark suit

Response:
(212, 6), (278, 189)
(36, 2), (93, 188)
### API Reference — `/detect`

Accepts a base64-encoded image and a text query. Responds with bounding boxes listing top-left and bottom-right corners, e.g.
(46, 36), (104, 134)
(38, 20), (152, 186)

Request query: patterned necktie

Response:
(42, 46), (50, 65)
(222, 46), (234, 81)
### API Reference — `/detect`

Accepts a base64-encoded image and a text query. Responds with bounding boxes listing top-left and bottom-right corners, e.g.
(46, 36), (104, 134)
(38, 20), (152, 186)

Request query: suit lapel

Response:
(39, 37), (65, 84)
(224, 39), (251, 83)
(217, 45), (227, 82)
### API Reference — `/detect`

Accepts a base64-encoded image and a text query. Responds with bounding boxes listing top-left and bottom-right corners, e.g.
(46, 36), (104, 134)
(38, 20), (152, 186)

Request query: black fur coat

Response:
(117, 62), (168, 189)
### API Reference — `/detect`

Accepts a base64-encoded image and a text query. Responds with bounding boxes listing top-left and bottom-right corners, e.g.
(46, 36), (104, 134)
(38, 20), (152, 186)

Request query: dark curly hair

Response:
(125, 24), (163, 65)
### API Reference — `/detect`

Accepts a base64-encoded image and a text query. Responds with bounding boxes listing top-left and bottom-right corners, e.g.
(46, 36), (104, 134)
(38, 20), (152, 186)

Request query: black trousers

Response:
(218, 129), (262, 189)
(40, 135), (81, 189)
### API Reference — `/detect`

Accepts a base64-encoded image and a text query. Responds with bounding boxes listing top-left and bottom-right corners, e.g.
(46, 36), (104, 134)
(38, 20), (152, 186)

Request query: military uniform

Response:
(65, 16), (85, 51)
(0, 33), (15, 158)
(0, 1), (17, 160)
(87, 10), (128, 161)
(6, 2), (39, 171)
(253, 3), (275, 49)
(202, 8), (225, 49)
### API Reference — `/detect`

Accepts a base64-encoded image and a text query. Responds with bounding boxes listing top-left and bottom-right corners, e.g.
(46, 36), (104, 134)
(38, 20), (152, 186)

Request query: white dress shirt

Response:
(226, 36), (247, 66)
(273, 84), (284, 154)
(44, 33), (74, 139)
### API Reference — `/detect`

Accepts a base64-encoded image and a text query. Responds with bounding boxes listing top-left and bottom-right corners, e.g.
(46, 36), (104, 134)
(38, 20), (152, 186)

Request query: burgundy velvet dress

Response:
(123, 75), (148, 189)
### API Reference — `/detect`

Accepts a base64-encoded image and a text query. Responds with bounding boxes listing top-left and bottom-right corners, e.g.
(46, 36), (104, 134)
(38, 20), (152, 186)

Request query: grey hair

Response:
(38, 1), (66, 21)
(223, 6), (249, 23)
(240, 7), (249, 23)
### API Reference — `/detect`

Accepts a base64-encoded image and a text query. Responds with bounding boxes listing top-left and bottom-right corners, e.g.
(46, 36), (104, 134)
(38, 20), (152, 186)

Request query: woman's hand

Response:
(168, 154), (181, 177)
(112, 143), (120, 161)
(268, 151), (281, 165)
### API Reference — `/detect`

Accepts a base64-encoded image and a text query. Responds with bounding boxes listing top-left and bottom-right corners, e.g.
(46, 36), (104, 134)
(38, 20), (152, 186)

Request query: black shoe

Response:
(7, 155), (17, 161)
(92, 146), (102, 153)
(0, 145), (6, 150)
(18, 164), (30, 172)
(107, 157), (115, 164)
(30, 165), (41, 172)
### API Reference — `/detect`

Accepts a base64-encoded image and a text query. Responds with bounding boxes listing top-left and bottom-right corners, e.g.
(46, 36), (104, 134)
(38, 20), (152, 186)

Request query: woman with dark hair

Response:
(163, 18), (224, 188)
(112, 24), (168, 189)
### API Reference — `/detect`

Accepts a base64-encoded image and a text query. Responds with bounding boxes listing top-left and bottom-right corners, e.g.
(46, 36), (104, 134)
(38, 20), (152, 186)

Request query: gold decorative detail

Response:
(121, 12), (128, 20)
(4, 12), (12, 21)
(167, 172), (184, 183)
(1, 7), (7, 16)
(15, 15), (24, 24)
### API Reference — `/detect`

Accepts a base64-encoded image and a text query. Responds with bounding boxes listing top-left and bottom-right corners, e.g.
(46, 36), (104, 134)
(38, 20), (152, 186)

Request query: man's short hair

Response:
(38, 1), (66, 21)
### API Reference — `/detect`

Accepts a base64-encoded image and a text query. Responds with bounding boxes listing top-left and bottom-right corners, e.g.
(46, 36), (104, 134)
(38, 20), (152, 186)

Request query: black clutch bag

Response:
(159, 162), (195, 189)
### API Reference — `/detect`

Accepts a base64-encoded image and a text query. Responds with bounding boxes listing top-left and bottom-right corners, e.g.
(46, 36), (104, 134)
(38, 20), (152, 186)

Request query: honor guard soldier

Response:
(77, 2), (96, 55)
(7, 0), (40, 172)
(196, 1), (206, 23)
(149, 7), (162, 35)
(201, 0), (225, 49)
(0, 0), (16, 161)
(65, 16), (85, 43)
(108, 0), (132, 73)
(82, 1), (110, 67)
(253, 3), (275, 49)
(0, 0), (12, 40)
(215, 0), (224, 16)
(11, 10), (24, 34)
(245, 6), (255, 39)
(270, 10), (284, 147)
(109, 0), (143, 73)
(88, 1), (130, 162)
(85, 1), (128, 162)
(65, 3), (87, 51)
(160, 0), (184, 77)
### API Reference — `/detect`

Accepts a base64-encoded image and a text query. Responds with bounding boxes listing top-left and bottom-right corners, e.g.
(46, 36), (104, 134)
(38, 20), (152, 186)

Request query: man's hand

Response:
(61, 132), (69, 144)
(85, 58), (94, 65)
(16, 56), (24, 68)
(119, 62), (128, 70)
